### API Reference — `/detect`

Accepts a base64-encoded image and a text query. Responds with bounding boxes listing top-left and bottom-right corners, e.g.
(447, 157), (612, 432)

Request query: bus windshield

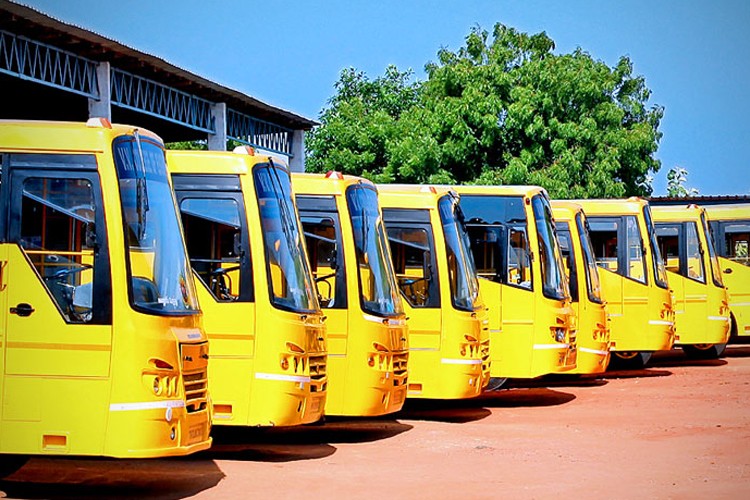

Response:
(113, 135), (199, 314)
(701, 212), (725, 287)
(438, 194), (480, 311)
(347, 185), (403, 317)
(577, 212), (603, 303)
(643, 205), (670, 289)
(254, 164), (318, 313)
(531, 195), (568, 301)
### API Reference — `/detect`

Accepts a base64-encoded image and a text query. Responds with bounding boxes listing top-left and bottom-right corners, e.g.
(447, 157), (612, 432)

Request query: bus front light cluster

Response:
(460, 334), (480, 357)
(151, 375), (178, 397)
(550, 327), (566, 343)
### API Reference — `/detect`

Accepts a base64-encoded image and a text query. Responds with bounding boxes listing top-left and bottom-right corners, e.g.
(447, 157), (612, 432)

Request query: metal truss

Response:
(227, 109), (294, 157)
(0, 29), (98, 98)
(110, 67), (215, 133)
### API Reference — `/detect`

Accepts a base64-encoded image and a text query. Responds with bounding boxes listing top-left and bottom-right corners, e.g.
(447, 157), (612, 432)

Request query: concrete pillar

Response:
(289, 129), (306, 172)
(208, 102), (227, 151)
(88, 61), (111, 120)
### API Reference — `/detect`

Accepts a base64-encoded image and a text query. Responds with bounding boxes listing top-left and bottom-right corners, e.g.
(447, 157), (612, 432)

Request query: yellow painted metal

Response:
(454, 186), (577, 378)
(552, 202), (611, 374)
(574, 199), (675, 359)
(293, 173), (408, 415)
(652, 205), (730, 349)
(0, 120), (211, 458)
(704, 204), (750, 340)
(167, 150), (327, 426)
(378, 185), (491, 398)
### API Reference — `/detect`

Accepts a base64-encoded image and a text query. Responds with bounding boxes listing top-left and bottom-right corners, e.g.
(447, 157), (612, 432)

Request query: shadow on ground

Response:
(477, 387), (577, 408)
(598, 368), (673, 380)
(724, 345), (750, 358)
(395, 399), (492, 423)
(650, 349), (729, 368)
(0, 457), (224, 500)
(205, 417), (412, 462)
(506, 375), (609, 390)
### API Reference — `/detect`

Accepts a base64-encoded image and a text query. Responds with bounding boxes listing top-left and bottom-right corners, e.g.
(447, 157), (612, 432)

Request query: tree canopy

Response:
(305, 23), (664, 198)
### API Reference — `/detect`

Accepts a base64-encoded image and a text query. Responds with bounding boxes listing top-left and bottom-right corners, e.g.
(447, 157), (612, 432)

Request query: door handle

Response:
(723, 268), (733, 274)
(10, 303), (35, 317)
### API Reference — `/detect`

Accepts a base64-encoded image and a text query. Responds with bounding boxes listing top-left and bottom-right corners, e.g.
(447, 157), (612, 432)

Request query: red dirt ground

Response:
(2, 346), (749, 499)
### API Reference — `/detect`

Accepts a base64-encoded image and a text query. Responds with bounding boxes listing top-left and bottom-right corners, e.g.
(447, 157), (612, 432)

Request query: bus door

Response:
(297, 196), (348, 398)
(2, 158), (112, 443)
(172, 174), (254, 421)
(383, 209), (441, 394)
(656, 222), (707, 343)
(713, 219), (750, 338)
(588, 216), (650, 350)
(465, 223), (506, 367)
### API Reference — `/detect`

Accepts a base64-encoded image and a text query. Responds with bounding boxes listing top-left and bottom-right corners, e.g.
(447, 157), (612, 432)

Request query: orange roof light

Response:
(86, 117), (112, 129)
(325, 171), (344, 180)
(232, 145), (255, 156)
(419, 186), (437, 194)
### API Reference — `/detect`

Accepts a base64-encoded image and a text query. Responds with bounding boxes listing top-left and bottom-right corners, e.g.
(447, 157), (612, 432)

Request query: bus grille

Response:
(181, 342), (209, 413)
(308, 354), (327, 381)
(392, 352), (409, 376)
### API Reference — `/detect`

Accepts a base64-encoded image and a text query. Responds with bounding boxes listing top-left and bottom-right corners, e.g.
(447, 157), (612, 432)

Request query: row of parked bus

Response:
(0, 120), (747, 473)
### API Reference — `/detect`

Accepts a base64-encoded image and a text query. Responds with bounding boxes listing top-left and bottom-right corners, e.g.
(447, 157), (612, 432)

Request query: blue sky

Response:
(19, 0), (750, 195)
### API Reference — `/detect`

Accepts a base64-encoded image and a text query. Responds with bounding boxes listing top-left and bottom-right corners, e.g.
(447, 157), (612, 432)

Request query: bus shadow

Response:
(599, 368), (673, 380)
(506, 375), (609, 390)
(205, 418), (412, 462)
(396, 400), (492, 423)
(725, 345), (750, 358)
(477, 387), (577, 408)
(0, 456), (224, 500)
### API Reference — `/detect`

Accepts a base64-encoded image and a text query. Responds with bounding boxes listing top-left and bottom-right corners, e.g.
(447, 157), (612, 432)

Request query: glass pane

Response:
(254, 165), (317, 313)
(114, 137), (199, 314)
(588, 218), (620, 273)
(685, 222), (706, 283)
(508, 226), (532, 289)
(531, 195), (567, 300)
(702, 213), (724, 286)
(347, 186), (403, 316)
(466, 224), (504, 284)
(387, 226), (439, 308)
(656, 225), (681, 273)
(180, 198), (243, 302)
(626, 216), (646, 283)
(438, 195), (479, 311)
(723, 221), (750, 266)
(302, 217), (343, 309)
(556, 224), (578, 302)
(577, 213), (603, 303)
(20, 177), (96, 323)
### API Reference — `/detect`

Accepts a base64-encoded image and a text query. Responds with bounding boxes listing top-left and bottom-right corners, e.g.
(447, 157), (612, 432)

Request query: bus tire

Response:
(682, 343), (727, 360)
(485, 377), (508, 391)
(608, 351), (653, 370)
(0, 455), (28, 478)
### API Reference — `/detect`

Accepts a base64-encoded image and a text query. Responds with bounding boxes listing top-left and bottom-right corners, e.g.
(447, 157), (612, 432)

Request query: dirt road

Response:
(2, 346), (749, 499)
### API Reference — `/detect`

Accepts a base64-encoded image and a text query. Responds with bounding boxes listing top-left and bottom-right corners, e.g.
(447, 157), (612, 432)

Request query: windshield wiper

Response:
(133, 130), (150, 242)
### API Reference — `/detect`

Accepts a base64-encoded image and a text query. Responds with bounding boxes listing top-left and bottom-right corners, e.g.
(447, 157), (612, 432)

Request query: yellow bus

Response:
(652, 205), (731, 358)
(574, 198), (675, 368)
(293, 172), (408, 416)
(0, 120), (211, 475)
(704, 204), (750, 343)
(167, 148), (327, 426)
(378, 185), (491, 399)
(455, 186), (576, 380)
(552, 202), (611, 374)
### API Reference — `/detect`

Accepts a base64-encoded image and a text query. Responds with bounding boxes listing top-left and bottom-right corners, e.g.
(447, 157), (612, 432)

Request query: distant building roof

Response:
(0, 0), (317, 130)
(649, 195), (750, 206)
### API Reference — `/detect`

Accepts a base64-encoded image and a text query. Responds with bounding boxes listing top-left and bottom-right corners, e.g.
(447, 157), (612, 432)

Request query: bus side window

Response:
(625, 216), (646, 283)
(19, 177), (97, 323)
(387, 226), (437, 308)
(723, 221), (750, 266)
(302, 218), (340, 308)
(179, 198), (243, 302)
(507, 227), (531, 289)
(685, 222), (706, 282)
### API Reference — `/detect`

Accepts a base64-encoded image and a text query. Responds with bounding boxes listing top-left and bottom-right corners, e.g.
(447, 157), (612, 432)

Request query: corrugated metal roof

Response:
(1, 0), (317, 130)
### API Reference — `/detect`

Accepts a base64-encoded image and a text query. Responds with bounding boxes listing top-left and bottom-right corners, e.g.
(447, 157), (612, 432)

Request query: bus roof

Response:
(451, 185), (548, 198)
(571, 198), (648, 216)
(292, 172), (376, 196)
(0, 119), (162, 152)
(651, 204), (705, 223)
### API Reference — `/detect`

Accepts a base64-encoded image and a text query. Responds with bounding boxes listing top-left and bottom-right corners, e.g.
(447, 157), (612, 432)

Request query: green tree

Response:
(306, 23), (664, 197)
(666, 166), (698, 197)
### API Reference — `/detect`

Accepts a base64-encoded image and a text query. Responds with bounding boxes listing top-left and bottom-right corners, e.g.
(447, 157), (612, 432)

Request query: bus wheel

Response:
(608, 351), (652, 370)
(682, 343), (727, 360)
(0, 455), (28, 478)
